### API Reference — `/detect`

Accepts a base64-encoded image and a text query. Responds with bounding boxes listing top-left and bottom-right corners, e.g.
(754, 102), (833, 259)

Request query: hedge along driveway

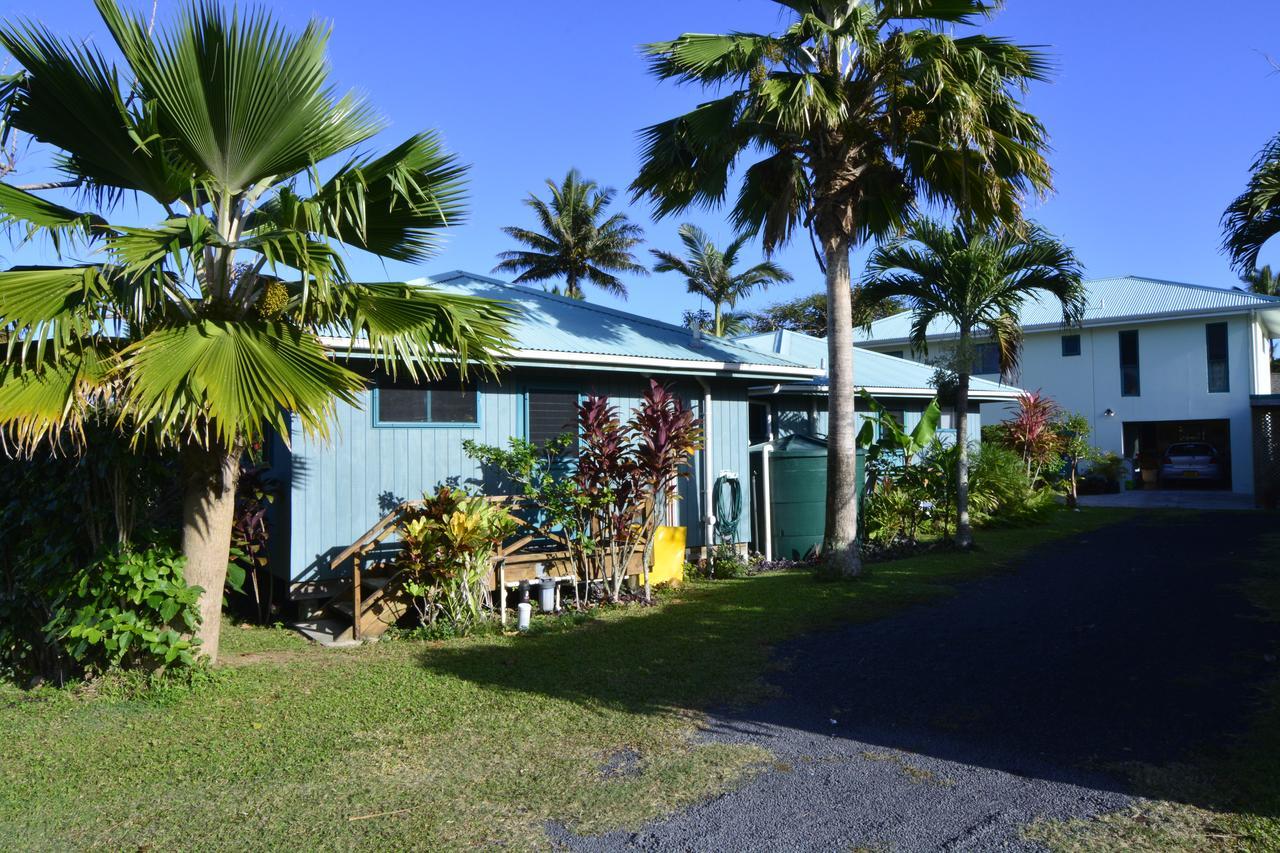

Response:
(0, 508), (1134, 851)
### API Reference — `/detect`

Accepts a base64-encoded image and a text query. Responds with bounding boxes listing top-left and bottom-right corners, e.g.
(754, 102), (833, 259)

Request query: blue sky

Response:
(5, 1), (1280, 323)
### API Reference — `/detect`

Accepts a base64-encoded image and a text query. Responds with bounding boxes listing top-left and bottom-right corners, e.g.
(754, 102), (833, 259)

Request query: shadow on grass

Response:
(420, 511), (1280, 814)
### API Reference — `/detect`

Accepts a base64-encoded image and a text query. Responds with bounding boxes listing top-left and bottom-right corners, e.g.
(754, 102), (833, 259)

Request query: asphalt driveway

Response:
(557, 510), (1279, 852)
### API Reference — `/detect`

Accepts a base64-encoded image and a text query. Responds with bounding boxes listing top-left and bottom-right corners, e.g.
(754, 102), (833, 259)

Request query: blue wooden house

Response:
(266, 271), (822, 606)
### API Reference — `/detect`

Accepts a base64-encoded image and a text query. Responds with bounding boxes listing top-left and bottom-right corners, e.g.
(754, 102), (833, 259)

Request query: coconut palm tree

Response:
(861, 218), (1084, 548)
(631, 0), (1053, 576)
(1224, 131), (1280, 274)
(0, 1), (514, 662)
(652, 224), (791, 336)
(1242, 264), (1279, 297)
(494, 170), (647, 300)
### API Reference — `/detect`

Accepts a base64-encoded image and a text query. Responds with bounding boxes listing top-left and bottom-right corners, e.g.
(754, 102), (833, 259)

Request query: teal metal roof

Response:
(857, 275), (1280, 344)
(416, 271), (815, 375)
(733, 329), (1021, 399)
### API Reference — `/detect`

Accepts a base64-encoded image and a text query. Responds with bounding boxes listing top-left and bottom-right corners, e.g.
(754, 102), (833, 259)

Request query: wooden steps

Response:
(293, 567), (409, 646)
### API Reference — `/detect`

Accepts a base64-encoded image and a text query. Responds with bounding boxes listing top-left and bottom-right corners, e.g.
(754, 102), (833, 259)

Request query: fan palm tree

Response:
(0, 1), (514, 662)
(494, 170), (647, 300)
(1224, 131), (1280, 275)
(862, 218), (1084, 548)
(632, 0), (1053, 576)
(652, 224), (791, 336)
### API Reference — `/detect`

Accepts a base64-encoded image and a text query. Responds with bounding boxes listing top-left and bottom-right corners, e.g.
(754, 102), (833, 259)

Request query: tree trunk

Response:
(820, 227), (862, 577)
(713, 302), (723, 337)
(180, 443), (242, 665)
(955, 350), (974, 549)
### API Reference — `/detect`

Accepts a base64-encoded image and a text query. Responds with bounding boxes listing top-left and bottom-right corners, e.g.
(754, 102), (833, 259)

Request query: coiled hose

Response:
(712, 474), (742, 548)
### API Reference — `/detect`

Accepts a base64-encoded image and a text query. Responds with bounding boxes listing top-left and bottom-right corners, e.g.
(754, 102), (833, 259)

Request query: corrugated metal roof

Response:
(421, 271), (813, 373)
(732, 329), (1022, 399)
(857, 275), (1280, 344)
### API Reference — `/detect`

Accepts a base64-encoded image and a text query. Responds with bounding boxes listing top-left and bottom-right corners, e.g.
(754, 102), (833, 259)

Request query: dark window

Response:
(1119, 330), (1140, 397)
(973, 342), (1001, 375)
(885, 410), (907, 430)
(375, 383), (478, 425)
(1061, 334), (1081, 357)
(528, 390), (580, 450)
(885, 350), (905, 360)
(1206, 322), (1229, 393)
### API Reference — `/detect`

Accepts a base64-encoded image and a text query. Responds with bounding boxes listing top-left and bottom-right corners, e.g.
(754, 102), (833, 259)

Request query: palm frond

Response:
(95, 0), (383, 192)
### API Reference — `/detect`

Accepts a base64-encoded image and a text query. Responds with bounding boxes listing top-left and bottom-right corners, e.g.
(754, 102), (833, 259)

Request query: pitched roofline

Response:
(425, 270), (814, 369)
(860, 275), (1280, 346)
(318, 337), (823, 379)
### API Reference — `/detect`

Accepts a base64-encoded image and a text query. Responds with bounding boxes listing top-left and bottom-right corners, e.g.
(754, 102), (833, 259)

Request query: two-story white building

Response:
(856, 276), (1280, 500)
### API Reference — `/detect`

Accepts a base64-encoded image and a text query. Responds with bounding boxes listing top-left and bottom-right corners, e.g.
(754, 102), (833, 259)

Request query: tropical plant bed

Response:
(1, 508), (1133, 850)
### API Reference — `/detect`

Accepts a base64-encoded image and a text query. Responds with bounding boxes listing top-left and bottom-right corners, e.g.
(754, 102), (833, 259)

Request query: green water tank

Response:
(762, 435), (865, 561)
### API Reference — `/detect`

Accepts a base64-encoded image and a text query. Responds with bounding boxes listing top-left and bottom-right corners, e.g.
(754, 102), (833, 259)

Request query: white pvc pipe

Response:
(695, 377), (715, 554)
(761, 442), (774, 562)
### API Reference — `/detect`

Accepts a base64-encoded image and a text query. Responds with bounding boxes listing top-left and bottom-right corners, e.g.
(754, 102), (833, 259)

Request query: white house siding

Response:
(865, 314), (1261, 493)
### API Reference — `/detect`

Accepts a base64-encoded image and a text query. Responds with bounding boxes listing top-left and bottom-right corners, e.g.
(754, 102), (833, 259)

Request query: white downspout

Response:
(1249, 309), (1260, 395)
(695, 377), (715, 555)
(761, 442), (773, 561)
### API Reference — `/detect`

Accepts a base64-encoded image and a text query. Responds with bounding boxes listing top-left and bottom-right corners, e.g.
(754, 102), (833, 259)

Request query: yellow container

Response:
(649, 526), (687, 586)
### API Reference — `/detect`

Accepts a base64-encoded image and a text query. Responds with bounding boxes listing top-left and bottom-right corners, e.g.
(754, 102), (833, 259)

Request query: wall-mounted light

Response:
(1102, 408), (1116, 418)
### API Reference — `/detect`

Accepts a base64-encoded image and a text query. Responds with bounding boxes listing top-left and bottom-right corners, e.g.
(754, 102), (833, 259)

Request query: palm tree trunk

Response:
(180, 442), (242, 664)
(713, 302), (723, 337)
(955, 347), (974, 549)
(820, 226), (862, 577)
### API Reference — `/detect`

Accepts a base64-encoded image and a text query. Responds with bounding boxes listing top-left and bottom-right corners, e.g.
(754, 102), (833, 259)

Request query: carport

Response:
(1122, 419), (1232, 489)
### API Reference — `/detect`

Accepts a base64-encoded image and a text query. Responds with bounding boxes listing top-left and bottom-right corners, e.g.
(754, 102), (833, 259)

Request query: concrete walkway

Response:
(1077, 489), (1255, 510)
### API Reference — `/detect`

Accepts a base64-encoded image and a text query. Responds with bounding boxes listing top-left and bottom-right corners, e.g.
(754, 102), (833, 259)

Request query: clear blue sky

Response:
(6, 1), (1280, 323)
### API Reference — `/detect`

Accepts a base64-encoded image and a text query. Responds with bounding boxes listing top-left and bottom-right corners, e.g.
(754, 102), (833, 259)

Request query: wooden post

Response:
(497, 560), (507, 628)
(352, 554), (363, 641)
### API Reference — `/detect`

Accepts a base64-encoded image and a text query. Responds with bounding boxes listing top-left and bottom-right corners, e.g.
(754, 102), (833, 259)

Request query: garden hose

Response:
(712, 473), (743, 548)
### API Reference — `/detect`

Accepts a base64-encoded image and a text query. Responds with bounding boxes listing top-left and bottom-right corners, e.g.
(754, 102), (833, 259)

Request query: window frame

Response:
(1205, 322), (1230, 394)
(1061, 334), (1082, 357)
(371, 382), (482, 429)
(524, 386), (582, 454)
(1119, 329), (1141, 397)
(972, 342), (1001, 375)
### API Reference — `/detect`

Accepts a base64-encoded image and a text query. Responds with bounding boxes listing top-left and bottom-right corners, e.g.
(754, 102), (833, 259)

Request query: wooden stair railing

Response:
(309, 495), (646, 645)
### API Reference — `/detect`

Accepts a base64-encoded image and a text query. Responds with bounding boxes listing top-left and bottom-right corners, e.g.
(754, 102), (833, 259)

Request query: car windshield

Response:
(1166, 443), (1213, 456)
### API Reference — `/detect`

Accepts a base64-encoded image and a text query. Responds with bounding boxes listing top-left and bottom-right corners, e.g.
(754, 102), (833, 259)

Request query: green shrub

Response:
(968, 443), (1056, 526)
(687, 543), (750, 579)
(45, 546), (203, 675)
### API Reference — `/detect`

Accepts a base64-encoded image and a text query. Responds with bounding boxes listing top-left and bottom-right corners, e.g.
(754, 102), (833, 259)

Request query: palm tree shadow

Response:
(419, 512), (1280, 816)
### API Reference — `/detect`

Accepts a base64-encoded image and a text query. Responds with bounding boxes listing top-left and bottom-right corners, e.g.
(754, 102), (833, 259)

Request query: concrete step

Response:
(292, 618), (361, 648)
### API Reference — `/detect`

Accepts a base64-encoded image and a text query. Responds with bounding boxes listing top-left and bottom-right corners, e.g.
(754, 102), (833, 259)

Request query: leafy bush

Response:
(0, 424), (181, 683)
(395, 488), (518, 635)
(685, 543), (751, 579)
(45, 546), (203, 675)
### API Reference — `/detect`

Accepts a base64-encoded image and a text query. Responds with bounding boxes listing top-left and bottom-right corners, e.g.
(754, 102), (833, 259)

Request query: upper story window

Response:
(1206, 322), (1230, 393)
(973, 342), (1001, 375)
(1119, 330), (1141, 397)
(375, 382), (479, 426)
(1061, 334), (1081, 357)
(885, 350), (905, 360)
(527, 389), (580, 453)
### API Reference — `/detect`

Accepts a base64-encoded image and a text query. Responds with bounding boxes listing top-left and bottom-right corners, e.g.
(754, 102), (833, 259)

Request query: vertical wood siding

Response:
(277, 370), (759, 581)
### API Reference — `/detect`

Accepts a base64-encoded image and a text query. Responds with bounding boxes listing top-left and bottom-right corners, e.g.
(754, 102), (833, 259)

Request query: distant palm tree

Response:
(494, 170), (647, 300)
(862, 218), (1085, 549)
(652, 225), (791, 336)
(1242, 265), (1280, 360)
(1242, 264), (1279, 297)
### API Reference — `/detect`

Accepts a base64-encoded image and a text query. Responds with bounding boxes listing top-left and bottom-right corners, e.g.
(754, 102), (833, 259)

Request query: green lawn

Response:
(0, 508), (1145, 850)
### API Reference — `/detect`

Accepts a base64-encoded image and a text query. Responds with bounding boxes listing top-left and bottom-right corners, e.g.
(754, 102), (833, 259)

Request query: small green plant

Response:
(45, 546), (203, 674)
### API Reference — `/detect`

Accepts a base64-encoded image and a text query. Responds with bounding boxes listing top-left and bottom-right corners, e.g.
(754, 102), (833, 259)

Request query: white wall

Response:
(865, 314), (1262, 493)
